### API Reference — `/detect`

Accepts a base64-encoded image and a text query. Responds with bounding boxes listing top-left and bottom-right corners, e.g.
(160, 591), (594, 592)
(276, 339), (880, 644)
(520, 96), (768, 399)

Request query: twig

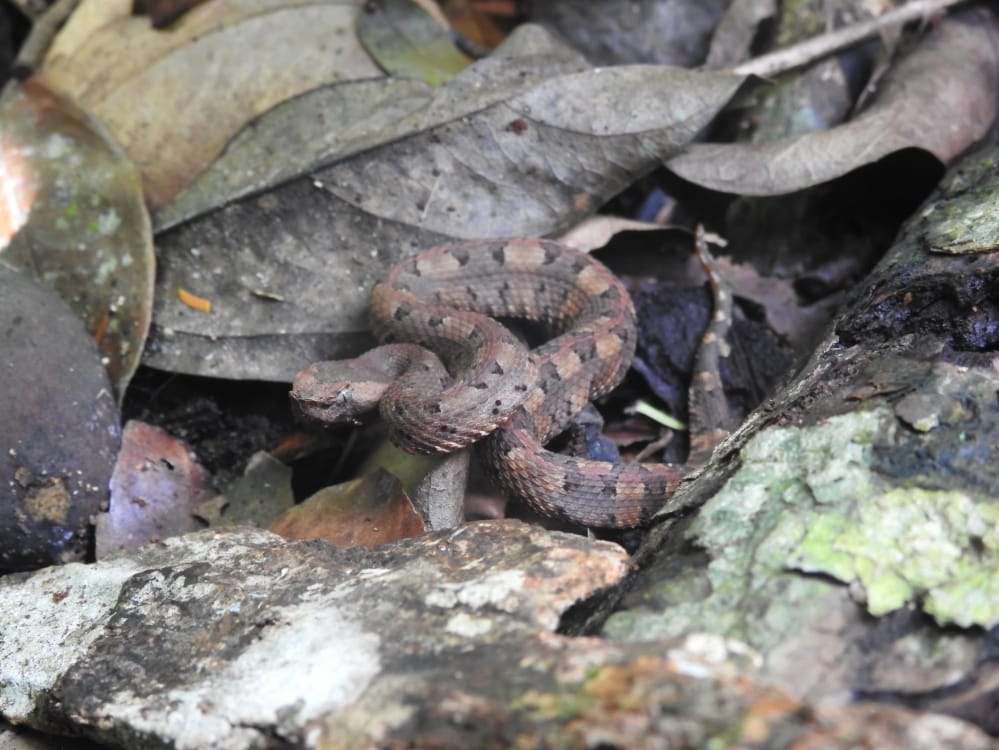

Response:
(6, 0), (50, 20)
(732, 0), (969, 78)
(10, 0), (80, 77)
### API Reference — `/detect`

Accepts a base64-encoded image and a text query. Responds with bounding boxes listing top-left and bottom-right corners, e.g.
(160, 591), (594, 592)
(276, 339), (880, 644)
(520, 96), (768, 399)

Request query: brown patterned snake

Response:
(291, 234), (732, 528)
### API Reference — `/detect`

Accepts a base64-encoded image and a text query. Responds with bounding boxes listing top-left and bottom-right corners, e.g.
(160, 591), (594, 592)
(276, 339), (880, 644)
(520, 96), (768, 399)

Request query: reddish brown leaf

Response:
(270, 468), (426, 547)
(95, 420), (214, 558)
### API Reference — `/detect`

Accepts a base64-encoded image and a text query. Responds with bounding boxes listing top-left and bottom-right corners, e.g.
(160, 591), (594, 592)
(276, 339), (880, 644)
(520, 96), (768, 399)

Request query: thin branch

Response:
(732, 0), (970, 78)
(6, 0), (50, 20)
(10, 0), (81, 76)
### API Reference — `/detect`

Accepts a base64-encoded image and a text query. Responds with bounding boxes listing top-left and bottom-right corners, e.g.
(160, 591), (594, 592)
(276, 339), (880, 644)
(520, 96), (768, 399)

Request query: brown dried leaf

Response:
(270, 468), (426, 547)
(321, 63), (743, 238)
(156, 25), (591, 230)
(95, 420), (214, 558)
(40, 0), (383, 207)
(668, 10), (999, 196)
(439, 0), (511, 50)
(42, 0), (131, 61)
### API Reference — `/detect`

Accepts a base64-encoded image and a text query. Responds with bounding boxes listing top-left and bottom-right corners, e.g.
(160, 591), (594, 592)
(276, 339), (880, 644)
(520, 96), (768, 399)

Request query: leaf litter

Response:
(147, 24), (745, 380)
(40, 0), (383, 208)
(668, 9), (999, 195)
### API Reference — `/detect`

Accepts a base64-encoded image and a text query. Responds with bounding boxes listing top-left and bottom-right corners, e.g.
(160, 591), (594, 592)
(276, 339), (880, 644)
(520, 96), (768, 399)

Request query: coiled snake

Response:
(291, 235), (732, 528)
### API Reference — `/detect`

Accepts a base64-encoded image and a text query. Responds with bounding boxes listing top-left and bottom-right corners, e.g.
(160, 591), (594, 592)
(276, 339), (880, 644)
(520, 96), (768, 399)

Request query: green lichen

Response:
(922, 185), (999, 254)
(514, 688), (588, 723)
(607, 403), (999, 643)
(606, 409), (896, 646)
(93, 208), (122, 236)
(791, 488), (999, 627)
(919, 143), (999, 254)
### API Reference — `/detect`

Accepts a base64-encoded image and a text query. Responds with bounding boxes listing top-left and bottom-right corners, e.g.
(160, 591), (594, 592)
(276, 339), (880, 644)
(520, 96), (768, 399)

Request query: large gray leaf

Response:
(155, 25), (591, 231)
(146, 30), (744, 381)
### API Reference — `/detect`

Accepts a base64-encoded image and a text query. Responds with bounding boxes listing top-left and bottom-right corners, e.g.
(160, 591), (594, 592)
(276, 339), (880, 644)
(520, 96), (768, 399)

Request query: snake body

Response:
(292, 238), (727, 528)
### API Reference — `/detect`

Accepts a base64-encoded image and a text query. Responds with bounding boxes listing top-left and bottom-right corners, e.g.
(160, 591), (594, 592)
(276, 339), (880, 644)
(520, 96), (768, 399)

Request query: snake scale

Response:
(291, 237), (732, 528)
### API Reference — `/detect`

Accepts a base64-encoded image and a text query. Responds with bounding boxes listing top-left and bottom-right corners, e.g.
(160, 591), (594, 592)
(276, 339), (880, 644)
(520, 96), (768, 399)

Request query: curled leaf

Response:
(668, 11), (999, 195)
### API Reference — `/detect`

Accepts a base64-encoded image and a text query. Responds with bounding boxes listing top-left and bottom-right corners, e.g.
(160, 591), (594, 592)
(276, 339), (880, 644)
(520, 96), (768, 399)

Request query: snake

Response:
(291, 237), (732, 528)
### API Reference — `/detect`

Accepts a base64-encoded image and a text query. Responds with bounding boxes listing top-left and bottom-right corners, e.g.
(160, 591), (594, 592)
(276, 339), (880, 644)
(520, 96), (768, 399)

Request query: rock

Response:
(0, 265), (119, 571)
(0, 523), (626, 747)
(0, 524), (992, 749)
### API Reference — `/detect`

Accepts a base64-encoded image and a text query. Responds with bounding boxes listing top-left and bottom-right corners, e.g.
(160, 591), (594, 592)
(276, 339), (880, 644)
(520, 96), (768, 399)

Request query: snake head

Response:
(291, 385), (360, 425)
(290, 361), (388, 427)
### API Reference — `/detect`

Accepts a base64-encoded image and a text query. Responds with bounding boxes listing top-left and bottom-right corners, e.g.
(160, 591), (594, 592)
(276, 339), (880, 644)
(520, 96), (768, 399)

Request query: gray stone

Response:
(0, 523), (627, 748)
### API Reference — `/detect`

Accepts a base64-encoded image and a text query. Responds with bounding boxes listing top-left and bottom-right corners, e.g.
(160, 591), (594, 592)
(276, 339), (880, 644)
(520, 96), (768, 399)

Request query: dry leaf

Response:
(95, 420), (213, 558)
(198, 450), (294, 527)
(157, 24), (590, 229)
(270, 468), (426, 547)
(0, 79), (153, 398)
(357, 0), (470, 85)
(667, 10), (999, 196)
(146, 27), (745, 380)
(528, 0), (729, 67)
(41, 0), (384, 207)
(1, 265), (119, 571)
(556, 216), (667, 253)
(704, 0), (776, 70)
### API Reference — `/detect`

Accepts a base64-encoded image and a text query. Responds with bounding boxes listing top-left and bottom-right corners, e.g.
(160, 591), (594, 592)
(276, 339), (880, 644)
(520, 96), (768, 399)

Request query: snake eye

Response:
(326, 388), (354, 419)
